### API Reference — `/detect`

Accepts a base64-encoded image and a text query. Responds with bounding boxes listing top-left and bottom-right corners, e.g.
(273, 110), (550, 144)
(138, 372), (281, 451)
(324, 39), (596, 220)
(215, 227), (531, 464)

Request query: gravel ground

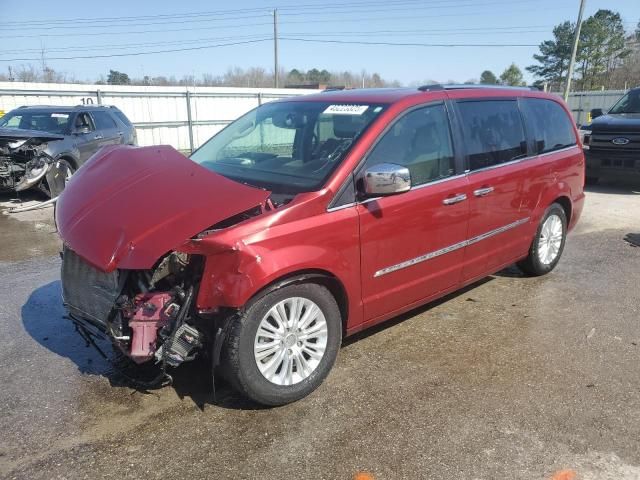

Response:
(0, 183), (639, 480)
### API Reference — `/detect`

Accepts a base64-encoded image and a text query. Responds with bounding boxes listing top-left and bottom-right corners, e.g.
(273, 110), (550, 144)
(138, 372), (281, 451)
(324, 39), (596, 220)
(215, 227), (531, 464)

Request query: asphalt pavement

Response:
(0, 184), (639, 480)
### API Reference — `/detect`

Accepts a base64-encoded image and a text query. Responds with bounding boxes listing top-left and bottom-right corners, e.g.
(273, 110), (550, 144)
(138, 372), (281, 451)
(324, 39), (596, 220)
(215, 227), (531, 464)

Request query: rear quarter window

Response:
(112, 110), (133, 126)
(91, 111), (117, 130)
(522, 98), (576, 154)
(456, 100), (527, 171)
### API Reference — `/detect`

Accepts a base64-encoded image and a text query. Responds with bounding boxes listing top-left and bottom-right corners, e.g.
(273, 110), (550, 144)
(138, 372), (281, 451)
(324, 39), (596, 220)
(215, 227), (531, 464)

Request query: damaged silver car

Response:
(0, 105), (136, 197)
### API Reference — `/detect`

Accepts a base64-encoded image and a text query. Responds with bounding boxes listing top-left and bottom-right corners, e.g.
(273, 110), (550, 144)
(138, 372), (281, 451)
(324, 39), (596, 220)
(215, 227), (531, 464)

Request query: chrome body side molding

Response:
(374, 217), (530, 277)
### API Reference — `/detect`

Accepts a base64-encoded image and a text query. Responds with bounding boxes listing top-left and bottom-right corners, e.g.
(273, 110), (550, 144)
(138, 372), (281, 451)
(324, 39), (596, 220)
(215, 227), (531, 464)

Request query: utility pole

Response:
(273, 9), (279, 88)
(564, 0), (586, 101)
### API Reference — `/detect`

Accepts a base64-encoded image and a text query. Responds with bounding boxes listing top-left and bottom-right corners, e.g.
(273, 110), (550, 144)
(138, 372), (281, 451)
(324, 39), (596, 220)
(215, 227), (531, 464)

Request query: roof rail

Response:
(322, 86), (346, 92)
(16, 104), (110, 109)
(417, 84), (444, 92)
(419, 84), (538, 92)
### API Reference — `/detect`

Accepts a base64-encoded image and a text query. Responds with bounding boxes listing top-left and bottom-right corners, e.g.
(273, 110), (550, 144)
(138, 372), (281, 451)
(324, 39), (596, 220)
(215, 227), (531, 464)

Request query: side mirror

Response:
(590, 108), (604, 120)
(361, 163), (411, 197)
(74, 126), (90, 135)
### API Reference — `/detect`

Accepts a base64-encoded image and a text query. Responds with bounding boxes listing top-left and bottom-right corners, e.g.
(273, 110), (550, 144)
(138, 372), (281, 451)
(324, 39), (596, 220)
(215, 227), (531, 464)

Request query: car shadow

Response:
(23, 273), (513, 411)
(585, 182), (640, 195)
(21, 280), (263, 411)
(0, 189), (48, 205)
(343, 276), (495, 347)
(21, 280), (111, 375)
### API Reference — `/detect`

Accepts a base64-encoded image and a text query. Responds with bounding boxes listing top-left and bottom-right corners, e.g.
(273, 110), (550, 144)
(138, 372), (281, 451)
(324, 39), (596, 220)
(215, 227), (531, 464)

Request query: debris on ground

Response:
(624, 233), (640, 247)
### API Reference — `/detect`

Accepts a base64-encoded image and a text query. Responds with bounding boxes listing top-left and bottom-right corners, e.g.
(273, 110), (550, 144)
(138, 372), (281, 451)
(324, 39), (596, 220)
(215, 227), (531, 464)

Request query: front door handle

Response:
(94, 134), (103, 140)
(473, 186), (494, 197)
(443, 193), (467, 205)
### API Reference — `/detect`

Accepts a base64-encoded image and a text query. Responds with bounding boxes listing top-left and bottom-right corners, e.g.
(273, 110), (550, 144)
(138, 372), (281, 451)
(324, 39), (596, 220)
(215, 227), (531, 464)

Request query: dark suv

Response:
(0, 105), (136, 197)
(581, 87), (640, 183)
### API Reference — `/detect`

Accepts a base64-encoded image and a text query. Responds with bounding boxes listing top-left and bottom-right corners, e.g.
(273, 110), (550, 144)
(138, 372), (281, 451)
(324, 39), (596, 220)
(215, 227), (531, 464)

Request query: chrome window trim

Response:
(465, 157), (524, 175)
(326, 202), (358, 213)
(464, 144), (579, 175)
(326, 144), (579, 212)
(373, 216), (530, 278)
(537, 144), (579, 158)
(410, 173), (467, 191)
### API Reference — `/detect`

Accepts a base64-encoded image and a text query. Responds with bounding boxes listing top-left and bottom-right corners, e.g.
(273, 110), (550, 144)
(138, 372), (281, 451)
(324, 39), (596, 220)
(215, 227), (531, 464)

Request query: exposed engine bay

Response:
(62, 247), (212, 384)
(0, 134), (63, 196)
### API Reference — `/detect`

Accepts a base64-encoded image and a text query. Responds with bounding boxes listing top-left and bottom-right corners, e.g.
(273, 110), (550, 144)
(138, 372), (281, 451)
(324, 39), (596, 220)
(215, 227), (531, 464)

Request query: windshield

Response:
(190, 101), (386, 194)
(609, 90), (640, 115)
(0, 110), (71, 134)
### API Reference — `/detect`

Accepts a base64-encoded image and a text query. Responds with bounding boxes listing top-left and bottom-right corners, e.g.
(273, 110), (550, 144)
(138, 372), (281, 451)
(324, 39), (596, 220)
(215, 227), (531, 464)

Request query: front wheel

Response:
(43, 158), (76, 198)
(221, 282), (342, 406)
(518, 203), (567, 276)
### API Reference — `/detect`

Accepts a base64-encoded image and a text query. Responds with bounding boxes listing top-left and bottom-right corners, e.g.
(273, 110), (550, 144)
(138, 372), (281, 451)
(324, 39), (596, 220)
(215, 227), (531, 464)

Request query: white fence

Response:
(0, 82), (629, 147)
(0, 82), (317, 151)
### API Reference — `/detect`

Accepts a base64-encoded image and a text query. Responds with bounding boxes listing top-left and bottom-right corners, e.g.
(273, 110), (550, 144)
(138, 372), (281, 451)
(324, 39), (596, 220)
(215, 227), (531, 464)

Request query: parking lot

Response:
(0, 183), (639, 480)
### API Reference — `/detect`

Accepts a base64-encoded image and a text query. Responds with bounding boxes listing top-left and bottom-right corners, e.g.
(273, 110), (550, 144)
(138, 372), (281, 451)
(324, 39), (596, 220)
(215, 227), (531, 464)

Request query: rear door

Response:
(357, 102), (470, 323)
(452, 99), (532, 280)
(89, 110), (121, 147)
(519, 97), (578, 214)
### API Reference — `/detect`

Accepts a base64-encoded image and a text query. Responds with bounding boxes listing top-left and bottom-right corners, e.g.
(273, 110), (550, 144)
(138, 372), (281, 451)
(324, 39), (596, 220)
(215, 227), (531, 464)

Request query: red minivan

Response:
(56, 85), (585, 405)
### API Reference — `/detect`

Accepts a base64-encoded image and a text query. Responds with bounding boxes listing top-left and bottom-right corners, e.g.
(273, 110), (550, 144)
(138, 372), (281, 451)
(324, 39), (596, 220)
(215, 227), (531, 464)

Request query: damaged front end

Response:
(56, 145), (275, 386)
(0, 131), (63, 195)
(62, 247), (207, 377)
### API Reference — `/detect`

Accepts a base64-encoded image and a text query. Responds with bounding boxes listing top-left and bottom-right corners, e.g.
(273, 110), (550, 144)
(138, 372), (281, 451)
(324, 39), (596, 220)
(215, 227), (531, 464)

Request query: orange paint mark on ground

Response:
(353, 471), (375, 480)
(551, 469), (577, 480)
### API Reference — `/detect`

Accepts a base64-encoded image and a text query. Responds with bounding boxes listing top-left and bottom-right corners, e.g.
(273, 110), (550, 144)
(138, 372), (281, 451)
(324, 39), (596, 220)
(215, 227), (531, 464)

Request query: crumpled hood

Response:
(590, 113), (640, 132)
(56, 145), (270, 272)
(0, 127), (63, 145)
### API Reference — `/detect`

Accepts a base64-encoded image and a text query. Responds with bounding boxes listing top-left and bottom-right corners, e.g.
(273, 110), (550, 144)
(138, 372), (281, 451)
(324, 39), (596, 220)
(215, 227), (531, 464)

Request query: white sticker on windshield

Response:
(323, 105), (369, 115)
(51, 113), (69, 118)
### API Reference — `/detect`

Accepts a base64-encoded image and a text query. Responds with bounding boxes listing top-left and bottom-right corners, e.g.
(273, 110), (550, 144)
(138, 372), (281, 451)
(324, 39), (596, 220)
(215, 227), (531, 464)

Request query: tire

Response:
(43, 158), (76, 198)
(517, 203), (567, 276)
(221, 282), (342, 406)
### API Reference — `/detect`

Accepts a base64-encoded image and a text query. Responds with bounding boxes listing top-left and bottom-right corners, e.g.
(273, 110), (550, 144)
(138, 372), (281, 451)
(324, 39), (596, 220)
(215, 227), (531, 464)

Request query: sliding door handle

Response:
(443, 193), (467, 205)
(473, 186), (494, 197)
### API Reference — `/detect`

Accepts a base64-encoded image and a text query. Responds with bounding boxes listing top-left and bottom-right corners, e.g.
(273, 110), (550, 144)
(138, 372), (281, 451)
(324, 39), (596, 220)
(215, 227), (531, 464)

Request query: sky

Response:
(0, 0), (639, 85)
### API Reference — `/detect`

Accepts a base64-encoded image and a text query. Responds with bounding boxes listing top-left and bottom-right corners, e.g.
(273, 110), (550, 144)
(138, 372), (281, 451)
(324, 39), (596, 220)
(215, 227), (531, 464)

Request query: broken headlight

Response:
(24, 157), (49, 180)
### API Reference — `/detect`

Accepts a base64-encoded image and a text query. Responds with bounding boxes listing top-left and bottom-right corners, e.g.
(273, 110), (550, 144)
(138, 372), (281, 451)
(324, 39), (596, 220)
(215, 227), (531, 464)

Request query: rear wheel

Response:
(221, 282), (342, 406)
(517, 203), (567, 276)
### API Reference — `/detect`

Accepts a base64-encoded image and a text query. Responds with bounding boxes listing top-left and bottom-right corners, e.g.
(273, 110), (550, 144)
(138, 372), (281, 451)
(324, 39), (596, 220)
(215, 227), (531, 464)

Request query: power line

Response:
(280, 37), (540, 47)
(0, 5), (572, 39)
(0, 0), (567, 31)
(284, 29), (550, 37)
(280, 0), (535, 16)
(0, 13), (273, 31)
(1, 7), (267, 25)
(0, 22), (275, 39)
(0, 25), (556, 55)
(279, 7), (574, 26)
(0, 34), (272, 55)
(0, 38), (271, 63)
(0, 0), (482, 26)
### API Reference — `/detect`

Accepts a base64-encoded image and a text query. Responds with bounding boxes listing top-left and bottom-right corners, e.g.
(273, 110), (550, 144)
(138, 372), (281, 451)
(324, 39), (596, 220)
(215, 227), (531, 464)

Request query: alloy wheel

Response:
(537, 214), (563, 265)
(253, 297), (328, 386)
